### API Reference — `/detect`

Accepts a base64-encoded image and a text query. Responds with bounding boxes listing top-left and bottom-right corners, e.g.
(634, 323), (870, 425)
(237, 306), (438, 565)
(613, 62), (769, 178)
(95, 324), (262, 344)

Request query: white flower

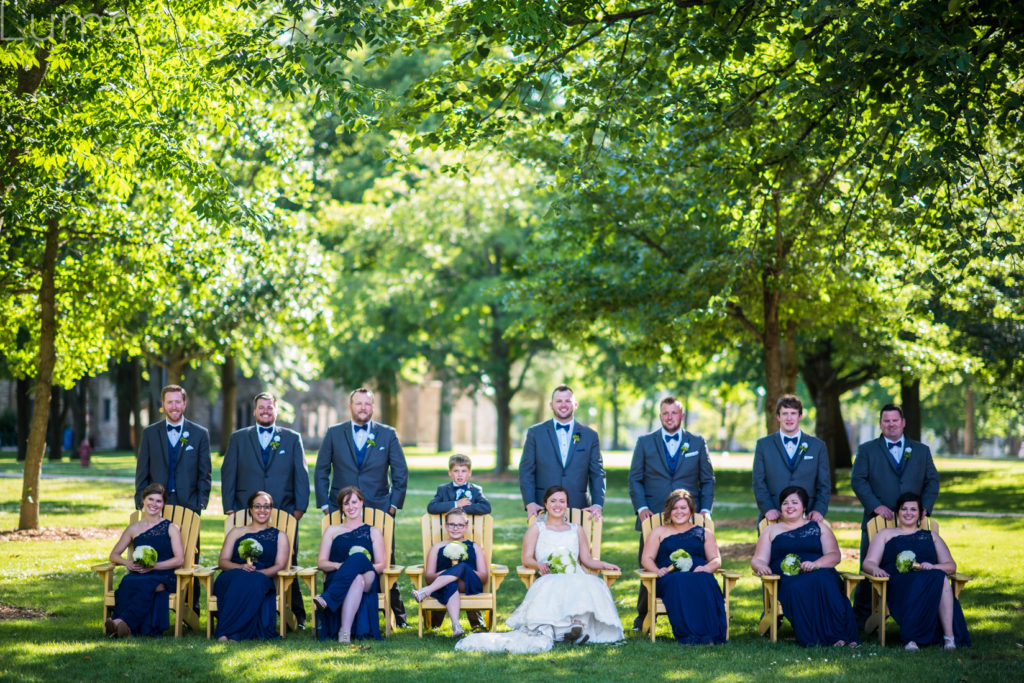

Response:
(238, 538), (264, 563)
(546, 547), (577, 574)
(182, 431), (189, 438)
(780, 554), (801, 576)
(133, 545), (158, 568)
(669, 548), (692, 572)
(350, 545), (372, 561)
(682, 442), (690, 451)
(367, 432), (376, 441)
(896, 550), (917, 573)
(443, 541), (468, 562)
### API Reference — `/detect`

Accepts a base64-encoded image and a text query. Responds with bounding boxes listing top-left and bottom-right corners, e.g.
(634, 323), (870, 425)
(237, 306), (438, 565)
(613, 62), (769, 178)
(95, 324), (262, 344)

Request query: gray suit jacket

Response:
(752, 432), (831, 521)
(518, 419), (605, 510)
(851, 436), (939, 520)
(134, 418), (211, 513)
(314, 420), (408, 513)
(628, 429), (715, 528)
(221, 425), (310, 514)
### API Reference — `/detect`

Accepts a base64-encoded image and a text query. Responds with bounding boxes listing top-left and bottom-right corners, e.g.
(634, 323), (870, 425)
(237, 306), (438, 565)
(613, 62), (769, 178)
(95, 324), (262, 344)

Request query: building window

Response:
(103, 398), (111, 422)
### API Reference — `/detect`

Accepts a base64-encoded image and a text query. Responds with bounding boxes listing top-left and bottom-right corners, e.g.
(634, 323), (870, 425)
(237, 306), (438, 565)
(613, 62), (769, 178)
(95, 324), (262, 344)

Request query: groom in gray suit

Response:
(314, 387), (409, 626)
(221, 391), (309, 626)
(851, 402), (939, 625)
(628, 396), (715, 629)
(518, 385), (605, 519)
(752, 395), (830, 523)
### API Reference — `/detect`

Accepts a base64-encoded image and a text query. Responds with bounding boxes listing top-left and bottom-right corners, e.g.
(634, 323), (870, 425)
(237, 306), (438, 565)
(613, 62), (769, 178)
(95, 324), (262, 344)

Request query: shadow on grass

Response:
(0, 500), (111, 516)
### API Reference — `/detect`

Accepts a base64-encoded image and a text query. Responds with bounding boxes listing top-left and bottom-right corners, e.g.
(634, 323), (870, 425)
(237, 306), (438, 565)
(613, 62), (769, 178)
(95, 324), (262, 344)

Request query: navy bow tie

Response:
(664, 433), (679, 442)
(167, 424), (181, 432)
(354, 424), (368, 432)
(887, 441), (903, 451)
(258, 426), (273, 435)
(783, 436), (798, 446)
(556, 423), (571, 432)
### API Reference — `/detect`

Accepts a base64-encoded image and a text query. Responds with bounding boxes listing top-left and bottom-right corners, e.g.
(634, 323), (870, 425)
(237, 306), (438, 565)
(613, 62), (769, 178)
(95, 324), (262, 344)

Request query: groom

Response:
(518, 385), (605, 520)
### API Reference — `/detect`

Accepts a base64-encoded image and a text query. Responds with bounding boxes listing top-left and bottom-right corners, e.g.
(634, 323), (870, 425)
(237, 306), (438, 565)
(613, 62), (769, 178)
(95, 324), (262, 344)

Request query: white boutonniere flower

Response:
(799, 442), (808, 454)
(903, 446), (912, 459)
(367, 432), (376, 448)
(572, 433), (580, 444)
(682, 442), (690, 451)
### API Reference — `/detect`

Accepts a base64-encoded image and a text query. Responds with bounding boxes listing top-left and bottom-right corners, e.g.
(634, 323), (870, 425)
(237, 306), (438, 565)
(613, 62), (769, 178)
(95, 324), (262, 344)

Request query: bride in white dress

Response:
(456, 486), (624, 653)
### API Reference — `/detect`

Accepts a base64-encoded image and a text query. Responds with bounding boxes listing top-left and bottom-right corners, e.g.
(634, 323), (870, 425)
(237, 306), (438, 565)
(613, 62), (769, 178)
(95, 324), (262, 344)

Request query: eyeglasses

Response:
(446, 523), (467, 529)
(252, 504), (273, 510)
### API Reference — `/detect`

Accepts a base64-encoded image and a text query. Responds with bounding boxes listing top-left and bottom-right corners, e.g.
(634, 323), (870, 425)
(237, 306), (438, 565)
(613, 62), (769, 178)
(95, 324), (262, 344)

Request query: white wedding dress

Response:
(455, 520), (624, 653)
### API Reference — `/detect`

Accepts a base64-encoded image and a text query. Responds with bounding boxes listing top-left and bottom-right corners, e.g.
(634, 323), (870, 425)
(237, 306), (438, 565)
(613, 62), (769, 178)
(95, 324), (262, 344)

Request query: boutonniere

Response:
(799, 442), (808, 454)
(180, 431), (190, 449)
(572, 433), (580, 444)
(682, 441), (690, 451)
(367, 432), (376, 448)
(269, 436), (281, 452)
(903, 446), (912, 459)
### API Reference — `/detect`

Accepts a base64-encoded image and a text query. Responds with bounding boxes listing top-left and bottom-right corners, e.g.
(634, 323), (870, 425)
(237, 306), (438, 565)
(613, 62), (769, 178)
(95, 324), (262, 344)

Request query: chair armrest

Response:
(600, 569), (621, 588)
(716, 569), (742, 580)
(489, 564), (509, 593)
(516, 565), (535, 586)
(757, 573), (780, 581)
(405, 565), (425, 589)
(952, 574), (971, 599)
(189, 566), (216, 578)
(864, 573), (889, 584)
(383, 565), (404, 577)
(277, 567), (298, 578)
(91, 562), (115, 574)
(296, 567), (319, 578)
(840, 571), (863, 584)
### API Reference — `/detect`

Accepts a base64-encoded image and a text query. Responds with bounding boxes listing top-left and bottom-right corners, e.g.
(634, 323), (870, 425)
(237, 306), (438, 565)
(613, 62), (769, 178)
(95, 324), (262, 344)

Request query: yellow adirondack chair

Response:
(191, 508), (301, 638)
(91, 505), (200, 637)
(297, 507), (404, 636)
(862, 515), (973, 646)
(634, 513), (741, 642)
(515, 509), (621, 588)
(405, 513), (510, 636)
(755, 517), (862, 642)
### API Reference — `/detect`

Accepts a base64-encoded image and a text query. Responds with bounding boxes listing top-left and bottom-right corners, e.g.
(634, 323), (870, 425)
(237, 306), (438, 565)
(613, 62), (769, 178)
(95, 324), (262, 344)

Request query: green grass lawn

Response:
(1, 452), (1023, 681)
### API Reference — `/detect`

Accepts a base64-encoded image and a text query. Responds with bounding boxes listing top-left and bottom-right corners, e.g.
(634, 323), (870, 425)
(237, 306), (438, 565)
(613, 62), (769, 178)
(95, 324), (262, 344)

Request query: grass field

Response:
(1, 450), (1022, 682)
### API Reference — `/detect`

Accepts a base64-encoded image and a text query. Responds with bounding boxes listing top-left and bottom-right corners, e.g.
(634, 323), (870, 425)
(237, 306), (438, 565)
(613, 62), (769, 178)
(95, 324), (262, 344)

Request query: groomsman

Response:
(221, 391), (309, 627)
(851, 403), (939, 625)
(314, 388), (409, 627)
(752, 395), (830, 523)
(627, 396), (715, 629)
(518, 385), (605, 520)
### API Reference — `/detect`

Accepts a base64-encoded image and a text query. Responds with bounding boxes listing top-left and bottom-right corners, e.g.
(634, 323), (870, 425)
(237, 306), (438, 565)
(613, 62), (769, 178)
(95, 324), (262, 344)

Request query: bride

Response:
(456, 486), (623, 653)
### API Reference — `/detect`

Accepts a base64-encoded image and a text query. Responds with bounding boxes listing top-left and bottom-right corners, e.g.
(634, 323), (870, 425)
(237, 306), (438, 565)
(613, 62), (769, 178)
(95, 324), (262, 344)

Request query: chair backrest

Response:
(756, 516), (774, 537)
(129, 505), (201, 571)
(321, 507), (395, 561)
(641, 511), (713, 542)
(420, 513), (494, 565)
(224, 507), (297, 549)
(526, 508), (604, 561)
(866, 515), (937, 541)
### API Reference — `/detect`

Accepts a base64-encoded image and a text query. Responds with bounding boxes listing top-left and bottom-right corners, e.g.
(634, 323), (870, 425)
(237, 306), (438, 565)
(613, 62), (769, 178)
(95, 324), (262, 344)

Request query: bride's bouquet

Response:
(780, 553), (802, 576)
(546, 547), (577, 574)
(669, 548), (693, 572)
(132, 545), (157, 568)
(895, 550), (919, 573)
(238, 538), (263, 565)
(350, 545), (373, 561)
(443, 541), (469, 563)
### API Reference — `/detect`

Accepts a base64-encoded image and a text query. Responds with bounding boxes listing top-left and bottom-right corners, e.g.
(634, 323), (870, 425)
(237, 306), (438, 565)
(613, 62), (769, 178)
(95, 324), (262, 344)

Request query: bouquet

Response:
(238, 538), (263, 565)
(350, 545), (373, 562)
(546, 547), (577, 574)
(669, 548), (693, 572)
(780, 553), (802, 576)
(132, 545), (158, 568)
(443, 541), (469, 563)
(895, 550), (919, 573)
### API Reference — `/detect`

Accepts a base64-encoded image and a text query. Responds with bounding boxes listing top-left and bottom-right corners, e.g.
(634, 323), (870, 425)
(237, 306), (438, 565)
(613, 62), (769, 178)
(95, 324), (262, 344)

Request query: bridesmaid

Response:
(314, 486), (385, 642)
(213, 491), (290, 641)
(412, 508), (489, 636)
(751, 485), (859, 647)
(861, 491), (970, 650)
(105, 483), (184, 637)
(641, 489), (727, 644)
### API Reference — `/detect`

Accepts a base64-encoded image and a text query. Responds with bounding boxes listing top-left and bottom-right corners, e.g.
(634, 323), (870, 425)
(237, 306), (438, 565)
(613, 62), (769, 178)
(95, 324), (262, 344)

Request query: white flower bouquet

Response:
(238, 538), (263, 565)
(443, 541), (468, 563)
(780, 553), (802, 576)
(132, 545), (158, 568)
(896, 550), (919, 573)
(669, 548), (693, 572)
(546, 547), (577, 574)
(350, 545), (373, 562)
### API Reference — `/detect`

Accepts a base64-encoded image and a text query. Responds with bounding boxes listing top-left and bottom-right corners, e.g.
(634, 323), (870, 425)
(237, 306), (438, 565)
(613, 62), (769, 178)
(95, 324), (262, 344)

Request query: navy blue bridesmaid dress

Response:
(770, 521), (859, 646)
(654, 527), (727, 644)
(111, 519), (177, 636)
(213, 527), (281, 640)
(428, 539), (483, 604)
(879, 529), (970, 647)
(317, 524), (381, 640)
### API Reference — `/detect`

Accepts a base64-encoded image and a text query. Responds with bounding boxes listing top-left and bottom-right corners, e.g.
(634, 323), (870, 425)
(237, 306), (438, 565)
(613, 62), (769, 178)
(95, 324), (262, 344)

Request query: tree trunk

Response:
(493, 385), (513, 475)
(436, 378), (453, 453)
(147, 358), (163, 423)
(964, 380), (975, 457)
(69, 376), (90, 460)
(375, 374), (399, 430)
(16, 376), (30, 462)
(220, 355), (237, 456)
(113, 357), (136, 450)
(900, 377), (921, 441)
(19, 218), (60, 530)
(130, 357), (143, 454)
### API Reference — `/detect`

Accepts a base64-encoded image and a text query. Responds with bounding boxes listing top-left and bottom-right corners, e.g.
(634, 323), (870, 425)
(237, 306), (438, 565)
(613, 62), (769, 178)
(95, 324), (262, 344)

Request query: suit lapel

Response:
(877, 438), (901, 476)
(159, 420), (169, 467)
(771, 433), (791, 469)
(341, 421), (359, 467)
(564, 424), (581, 471)
(545, 421), (562, 469)
(247, 426), (262, 467)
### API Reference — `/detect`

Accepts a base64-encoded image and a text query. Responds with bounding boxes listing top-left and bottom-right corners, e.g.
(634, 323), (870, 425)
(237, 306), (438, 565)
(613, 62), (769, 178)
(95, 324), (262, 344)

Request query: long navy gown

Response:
(654, 527), (727, 644)
(317, 524), (381, 641)
(213, 527), (281, 640)
(427, 539), (483, 605)
(879, 530), (971, 647)
(770, 521), (859, 646)
(111, 519), (177, 636)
